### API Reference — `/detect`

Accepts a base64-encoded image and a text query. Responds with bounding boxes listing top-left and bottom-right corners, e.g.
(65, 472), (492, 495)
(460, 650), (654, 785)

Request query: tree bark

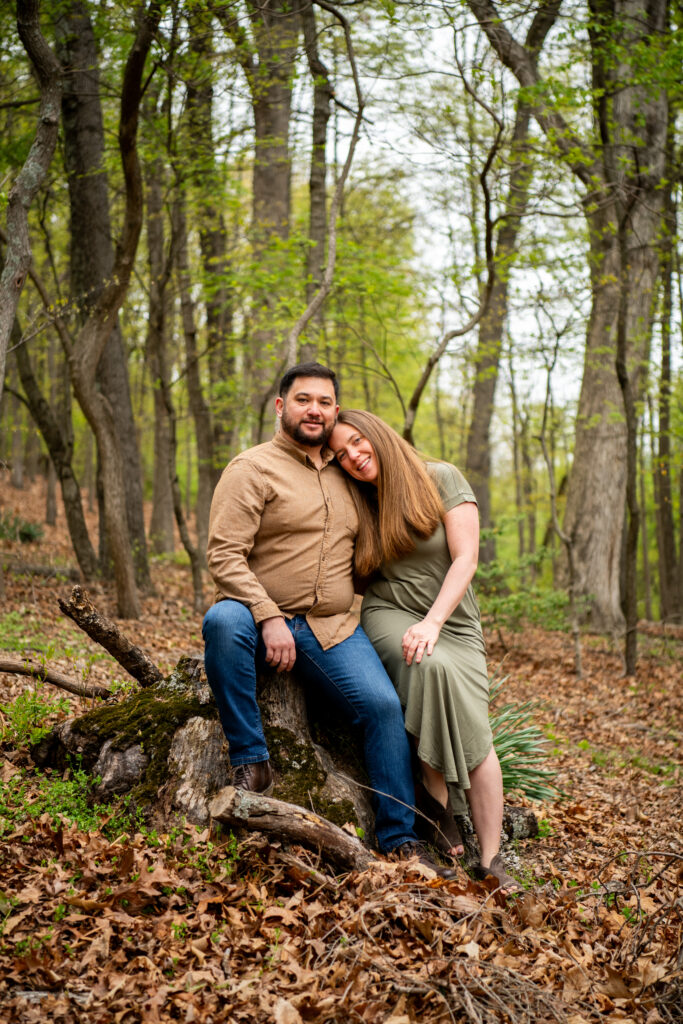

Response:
(462, 4), (559, 566)
(56, 2), (162, 618)
(467, 0), (669, 633)
(0, 656), (110, 699)
(58, 586), (164, 688)
(0, 0), (61, 407)
(215, 0), (299, 440)
(654, 112), (680, 623)
(144, 142), (176, 556)
(300, 0), (334, 358)
(55, 0), (152, 593)
(172, 192), (216, 566)
(185, 7), (236, 483)
(13, 319), (98, 578)
(210, 787), (375, 872)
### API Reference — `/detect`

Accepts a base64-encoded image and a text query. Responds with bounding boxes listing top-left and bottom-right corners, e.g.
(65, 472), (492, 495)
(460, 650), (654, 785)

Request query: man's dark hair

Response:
(279, 362), (339, 400)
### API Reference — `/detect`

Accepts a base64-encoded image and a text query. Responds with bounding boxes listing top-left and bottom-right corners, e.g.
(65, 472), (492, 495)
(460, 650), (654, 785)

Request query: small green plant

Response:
(0, 511), (44, 544)
(1, 685), (71, 747)
(489, 675), (561, 802)
(0, 764), (145, 838)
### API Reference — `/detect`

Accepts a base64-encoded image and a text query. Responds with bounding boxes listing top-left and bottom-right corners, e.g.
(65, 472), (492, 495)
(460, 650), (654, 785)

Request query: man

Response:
(203, 362), (454, 877)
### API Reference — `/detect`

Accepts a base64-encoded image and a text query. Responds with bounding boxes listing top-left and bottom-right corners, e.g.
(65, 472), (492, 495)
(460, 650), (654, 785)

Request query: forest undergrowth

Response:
(0, 480), (681, 1024)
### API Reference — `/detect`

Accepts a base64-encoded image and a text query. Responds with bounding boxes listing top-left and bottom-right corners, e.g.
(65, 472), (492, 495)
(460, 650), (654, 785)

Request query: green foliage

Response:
(477, 547), (570, 635)
(0, 765), (145, 839)
(0, 611), (49, 654)
(489, 676), (560, 803)
(0, 685), (70, 747)
(0, 511), (43, 544)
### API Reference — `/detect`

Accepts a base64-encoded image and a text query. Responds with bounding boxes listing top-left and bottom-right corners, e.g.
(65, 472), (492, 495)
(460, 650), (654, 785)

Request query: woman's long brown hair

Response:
(336, 409), (444, 575)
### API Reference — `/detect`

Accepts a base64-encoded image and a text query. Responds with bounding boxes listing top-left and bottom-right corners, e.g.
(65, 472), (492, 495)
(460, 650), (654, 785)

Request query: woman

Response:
(329, 409), (518, 891)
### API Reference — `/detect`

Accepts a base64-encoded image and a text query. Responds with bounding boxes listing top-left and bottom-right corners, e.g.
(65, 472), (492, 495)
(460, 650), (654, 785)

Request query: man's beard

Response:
(281, 408), (334, 447)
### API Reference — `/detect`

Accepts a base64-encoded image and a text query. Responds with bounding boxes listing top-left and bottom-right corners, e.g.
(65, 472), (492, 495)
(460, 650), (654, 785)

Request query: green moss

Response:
(265, 725), (359, 831)
(72, 683), (216, 810)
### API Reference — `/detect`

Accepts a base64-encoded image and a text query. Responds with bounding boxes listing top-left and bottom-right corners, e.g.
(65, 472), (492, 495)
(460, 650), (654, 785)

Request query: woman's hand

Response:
(402, 619), (441, 665)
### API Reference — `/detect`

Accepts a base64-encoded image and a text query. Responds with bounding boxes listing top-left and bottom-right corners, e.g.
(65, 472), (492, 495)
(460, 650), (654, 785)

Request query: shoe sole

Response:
(234, 781), (274, 798)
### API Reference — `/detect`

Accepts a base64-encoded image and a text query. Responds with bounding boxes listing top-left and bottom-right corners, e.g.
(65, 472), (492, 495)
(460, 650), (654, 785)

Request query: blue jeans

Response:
(202, 599), (416, 852)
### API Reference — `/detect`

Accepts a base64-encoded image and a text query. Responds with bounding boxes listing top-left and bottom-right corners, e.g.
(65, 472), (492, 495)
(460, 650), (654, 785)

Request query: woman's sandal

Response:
(473, 854), (522, 893)
(414, 781), (464, 856)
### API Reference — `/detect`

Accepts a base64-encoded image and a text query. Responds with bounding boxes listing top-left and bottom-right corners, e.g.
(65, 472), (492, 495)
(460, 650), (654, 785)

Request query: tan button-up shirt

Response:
(207, 431), (360, 649)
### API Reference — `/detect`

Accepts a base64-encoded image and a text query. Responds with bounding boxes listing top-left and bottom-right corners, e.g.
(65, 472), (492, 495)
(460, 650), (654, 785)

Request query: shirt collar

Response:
(272, 429), (336, 468)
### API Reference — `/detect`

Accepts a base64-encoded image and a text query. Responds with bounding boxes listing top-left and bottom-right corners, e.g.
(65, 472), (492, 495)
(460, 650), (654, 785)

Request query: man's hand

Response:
(261, 616), (296, 672)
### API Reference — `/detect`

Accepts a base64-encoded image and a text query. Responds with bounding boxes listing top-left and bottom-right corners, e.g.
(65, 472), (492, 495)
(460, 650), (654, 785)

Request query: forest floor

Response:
(0, 476), (681, 1024)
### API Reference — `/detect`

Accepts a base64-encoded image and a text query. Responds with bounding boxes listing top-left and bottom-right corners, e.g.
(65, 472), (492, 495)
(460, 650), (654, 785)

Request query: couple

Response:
(203, 361), (514, 888)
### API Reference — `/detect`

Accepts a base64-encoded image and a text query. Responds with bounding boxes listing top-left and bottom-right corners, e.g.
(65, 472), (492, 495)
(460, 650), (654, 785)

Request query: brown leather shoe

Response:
(389, 840), (457, 879)
(232, 760), (274, 796)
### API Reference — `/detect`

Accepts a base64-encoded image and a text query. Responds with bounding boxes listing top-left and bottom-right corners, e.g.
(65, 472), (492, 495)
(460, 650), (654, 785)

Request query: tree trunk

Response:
(9, 386), (24, 489)
(13, 319), (98, 578)
(172, 193), (216, 566)
(654, 114), (680, 623)
(56, 0), (152, 592)
(145, 149), (175, 556)
(53, 1), (162, 617)
(185, 7), (235, 485)
(639, 436), (653, 621)
(464, 4), (559, 565)
(215, 0), (299, 439)
(468, 0), (669, 632)
(300, 0), (333, 359)
(0, 0), (61, 408)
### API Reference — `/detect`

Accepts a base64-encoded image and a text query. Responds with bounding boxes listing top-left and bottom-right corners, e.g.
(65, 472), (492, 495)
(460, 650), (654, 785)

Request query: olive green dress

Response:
(360, 462), (492, 798)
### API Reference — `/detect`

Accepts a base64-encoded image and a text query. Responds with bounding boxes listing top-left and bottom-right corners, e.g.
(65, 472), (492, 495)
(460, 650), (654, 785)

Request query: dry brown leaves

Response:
(1, 479), (682, 1023)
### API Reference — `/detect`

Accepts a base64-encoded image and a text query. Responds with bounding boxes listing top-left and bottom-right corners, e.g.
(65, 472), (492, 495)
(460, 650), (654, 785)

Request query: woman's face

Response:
(329, 422), (379, 484)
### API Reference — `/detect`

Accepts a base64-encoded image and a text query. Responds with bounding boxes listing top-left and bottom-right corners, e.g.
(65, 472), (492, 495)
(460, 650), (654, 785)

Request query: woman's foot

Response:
(414, 780), (464, 858)
(473, 853), (522, 894)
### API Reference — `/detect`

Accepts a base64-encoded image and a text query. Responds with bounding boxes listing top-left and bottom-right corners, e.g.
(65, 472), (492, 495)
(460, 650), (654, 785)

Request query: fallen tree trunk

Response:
(2, 560), (81, 581)
(210, 786), (376, 872)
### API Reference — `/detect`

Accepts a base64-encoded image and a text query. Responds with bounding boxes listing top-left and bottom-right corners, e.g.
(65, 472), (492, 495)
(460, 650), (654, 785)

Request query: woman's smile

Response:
(329, 422), (378, 483)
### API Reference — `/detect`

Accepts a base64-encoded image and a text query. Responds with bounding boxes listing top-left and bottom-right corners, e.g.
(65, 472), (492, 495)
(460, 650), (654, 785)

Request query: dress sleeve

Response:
(429, 462), (478, 513)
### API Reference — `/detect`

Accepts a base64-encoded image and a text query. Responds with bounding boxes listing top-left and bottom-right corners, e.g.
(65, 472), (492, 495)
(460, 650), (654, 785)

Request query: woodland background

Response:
(0, 0), (681, 655)
(0, 3), (682, 1022)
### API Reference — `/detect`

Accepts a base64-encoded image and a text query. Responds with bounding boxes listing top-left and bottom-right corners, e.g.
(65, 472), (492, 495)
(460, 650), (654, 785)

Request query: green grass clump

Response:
(490, 676), (561, 803)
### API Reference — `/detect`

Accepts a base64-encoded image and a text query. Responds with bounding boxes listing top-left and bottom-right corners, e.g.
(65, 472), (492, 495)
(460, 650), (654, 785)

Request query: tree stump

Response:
(32, 587), (537, 868)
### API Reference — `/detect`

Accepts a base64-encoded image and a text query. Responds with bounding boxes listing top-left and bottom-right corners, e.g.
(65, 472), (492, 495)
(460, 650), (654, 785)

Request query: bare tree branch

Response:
(284, 0), (365, 360)
(58, 586), (164, 689)
(0, 656), (110, 699)
(466, 0), (600, 190)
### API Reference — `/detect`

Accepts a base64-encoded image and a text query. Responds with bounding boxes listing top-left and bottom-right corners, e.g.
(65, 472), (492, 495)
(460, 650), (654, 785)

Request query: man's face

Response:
(276, 376), (339, 448)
